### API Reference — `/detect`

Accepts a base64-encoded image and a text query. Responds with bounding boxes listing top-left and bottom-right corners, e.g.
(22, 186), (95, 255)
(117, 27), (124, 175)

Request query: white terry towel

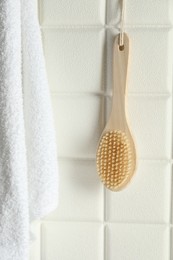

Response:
(0, 0), (58, 259)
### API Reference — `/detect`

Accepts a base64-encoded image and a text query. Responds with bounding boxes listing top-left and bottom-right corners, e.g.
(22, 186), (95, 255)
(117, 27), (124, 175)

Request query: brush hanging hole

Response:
(119, 44), (124, 51)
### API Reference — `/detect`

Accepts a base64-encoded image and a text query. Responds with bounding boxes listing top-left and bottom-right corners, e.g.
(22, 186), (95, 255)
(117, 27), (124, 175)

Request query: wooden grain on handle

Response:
(106, 33), (130, 131)
(113, 33), (129, 96)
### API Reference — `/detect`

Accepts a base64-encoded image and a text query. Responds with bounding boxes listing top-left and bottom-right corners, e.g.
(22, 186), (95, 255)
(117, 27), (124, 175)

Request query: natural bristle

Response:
(96, 130), (134, 191)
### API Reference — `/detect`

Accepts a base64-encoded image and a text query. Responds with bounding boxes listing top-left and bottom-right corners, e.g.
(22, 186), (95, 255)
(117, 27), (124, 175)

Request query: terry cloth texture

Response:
(0, 0), (58, 259)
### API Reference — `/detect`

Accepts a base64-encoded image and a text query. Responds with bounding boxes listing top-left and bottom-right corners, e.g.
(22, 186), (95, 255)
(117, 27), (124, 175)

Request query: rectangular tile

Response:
(30, 221), (40, 260)
(40, 0), (106, 25)
(106, 161), (171, 223)
(106, 29), (173, 94)
(42, 29), (105, 93)
(44, 160), (103, 221)
(52, 95), (104, 158)
(41, 222), (103, 260)
(106, 96), (172, 159)
(107, 0), (173, 26)
(106, 224), (170, 260)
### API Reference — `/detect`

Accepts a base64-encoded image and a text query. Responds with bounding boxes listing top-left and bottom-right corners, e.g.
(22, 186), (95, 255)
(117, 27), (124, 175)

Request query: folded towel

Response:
(0, 0), (58, 259)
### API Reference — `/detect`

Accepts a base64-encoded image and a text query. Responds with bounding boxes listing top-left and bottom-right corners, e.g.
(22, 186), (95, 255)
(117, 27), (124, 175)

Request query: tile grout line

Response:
(57, 156), (173, 163)
(51, 91), (172, 97)
(169, 226), (172, 260)
(40, 24), (173, 30)
(169, 32), (173, 259)
(100, 2), (111, 255)
(41, 219), (173, 226)
(38, 2), (42, 259)
(40, 223), (43, 260)
(104, 223), (107, 260)
(169, 164), (173, 260)
(103, 22), (107, 260)
(169, 28), (173, 260)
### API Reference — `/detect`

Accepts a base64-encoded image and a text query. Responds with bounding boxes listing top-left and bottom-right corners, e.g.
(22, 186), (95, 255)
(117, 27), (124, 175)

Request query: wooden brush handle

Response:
(106, 33), (130, 131)
(113, 33), (129, 97)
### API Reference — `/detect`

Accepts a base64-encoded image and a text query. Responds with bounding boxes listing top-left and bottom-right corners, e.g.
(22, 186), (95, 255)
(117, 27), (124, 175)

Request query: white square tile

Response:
(107, 0), (173, 26)
(41, 222), (103, 260)
(106, 96), (172, 159)
(40, 0), (106, 25)
(106, 224), (170, 260)
(30, 221), (40, 260)
(52, 95), (104, 158)
(44, 160), (103, 221)
(106, 29), (173, 94)
(42, 29), (105, 93)
(106, 161), (171, 223)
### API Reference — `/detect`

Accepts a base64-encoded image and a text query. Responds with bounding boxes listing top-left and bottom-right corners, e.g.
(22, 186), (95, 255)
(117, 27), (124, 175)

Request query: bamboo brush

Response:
(96, 33), (136, 191)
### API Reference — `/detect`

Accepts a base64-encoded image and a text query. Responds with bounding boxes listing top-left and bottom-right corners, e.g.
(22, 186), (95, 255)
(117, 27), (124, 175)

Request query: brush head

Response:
(96, 130), (135, 191)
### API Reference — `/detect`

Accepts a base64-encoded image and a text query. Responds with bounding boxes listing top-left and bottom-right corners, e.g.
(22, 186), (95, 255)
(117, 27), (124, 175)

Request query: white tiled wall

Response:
(31, 0), (173, 259)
